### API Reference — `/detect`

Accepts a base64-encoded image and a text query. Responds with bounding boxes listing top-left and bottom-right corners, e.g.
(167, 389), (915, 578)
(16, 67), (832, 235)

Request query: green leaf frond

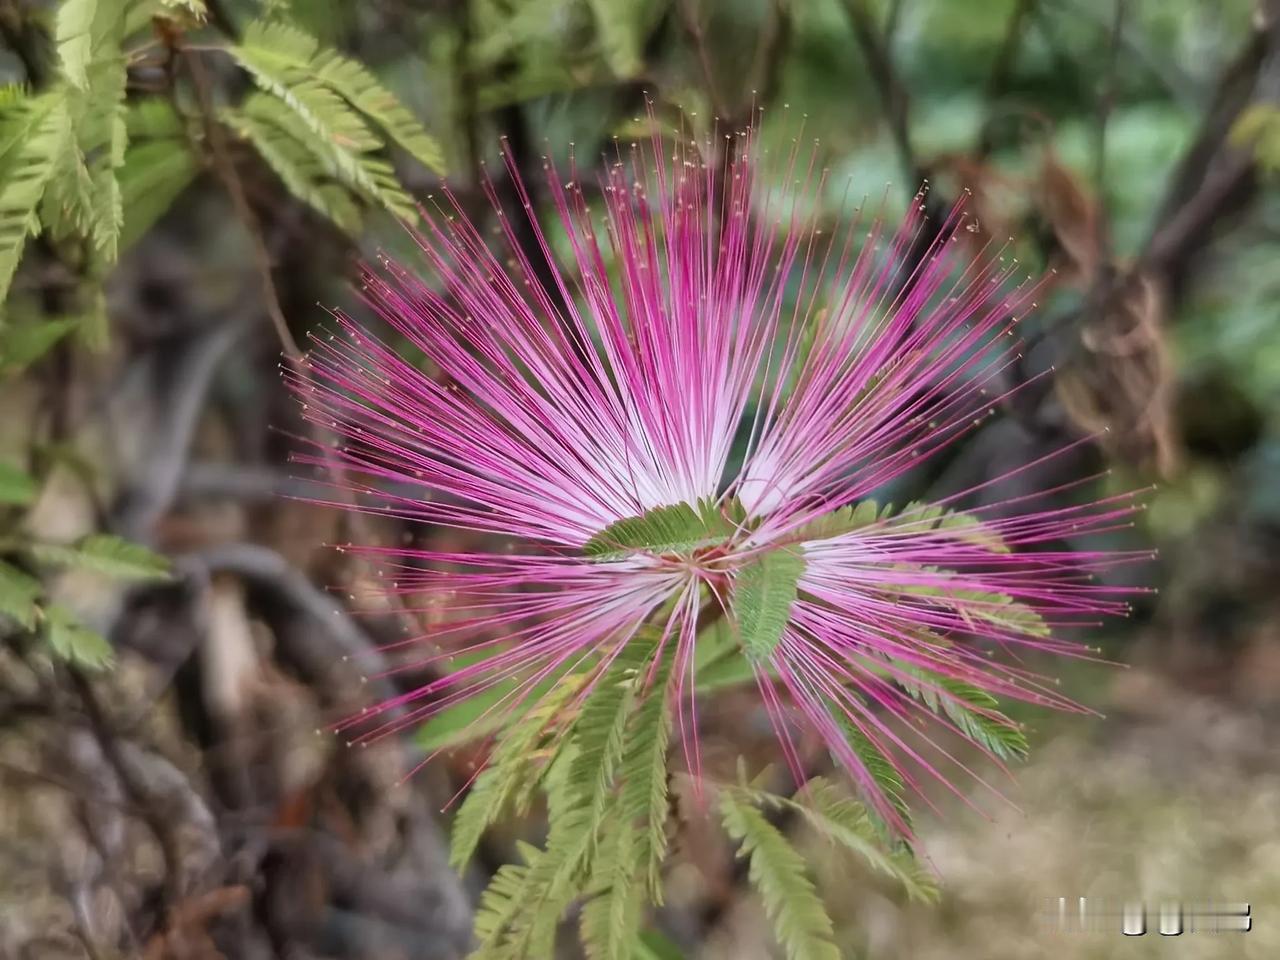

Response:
(718, 788), (842, 960)
(584, 0), (652, 79)
(0, 92), (72, 301)
(579, 821), (644, 960)
(44, 603), (115, 669)
(466, 631), (677, 960)
(791, 498), (1009, 554)
(890, 501), (1011, 553)
(618, 646), (673, 899)
(826, 704), (911, 839)
(28, 533), (172, 581)
(733, 548), (805, 662)
(0, 559), (41, 629)
(727, 777), (938, 912)
(305, 45), (445, 174)
(117, 106), (198, 252)
(583, 498), (742, 561)
(789, 497), (882, 542)
(891, 574), (1050, 638)
(223, 94), (363, 234)
(450, 673), (587, 871)
(894, 662), (1029, 761)
(44, 0), (130, 263)
(55, 0), (99, 90)
(228, 19), (444, 227)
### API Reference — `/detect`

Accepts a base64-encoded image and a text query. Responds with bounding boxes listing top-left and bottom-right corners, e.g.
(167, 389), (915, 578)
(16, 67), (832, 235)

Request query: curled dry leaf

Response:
(1056, 271), (1180, 475)
(1039, 150), (1105, 286)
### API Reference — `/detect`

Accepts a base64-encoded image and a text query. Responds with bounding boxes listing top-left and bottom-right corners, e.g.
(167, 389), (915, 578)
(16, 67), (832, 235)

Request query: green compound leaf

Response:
(449, 673), (585, 871)
(791, 499), (1009, 554)
(578, 821), (643, 960)
(55, 0), (98, 90)
(0, 317), (82, 374)
(583, 499), (736, 560)
(471, 803), (595, 958)
(735, 778), (938, 905)
(230, 22), (422, 223)
(471, 841), (561, 959)
(895, 576), (1050, 639)
(718, 789), (841, 960)
(563, 654), (639, 854)
(307, 45), (445, 174)
(30, 534), (171, 581)
(224, 93), (363, 234)
(45, 1), (129, 262)
(618, 643), (673, 899)
(790, 498), (881, 541)
(827, 705), (911, 839)
(0, 91), (74, 302)
(892, 501), (1010, 553)
(733, 549), (804, 662)
(0, 461), (37, 505)
(894, 663), (1029, 762)
(118, 100), (197, 251)
(0, 560), (41, 629)
(790, 779), (936, 903)
(232, 21), (380, 146)
(585, 0), (651, 79)
(234, 18), (444, 174)
(961, 593), (1050, 637)
(44, 603), (114, 670)
(466, 634), (674, 959)
(229, 18), (444, 226)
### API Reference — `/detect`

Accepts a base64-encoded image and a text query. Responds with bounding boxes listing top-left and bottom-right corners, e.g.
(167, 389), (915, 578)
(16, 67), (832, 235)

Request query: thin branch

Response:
(841, 0), (921, 186)
(884, 0), (907, 41)
(748, 0), (793, 111)
(1091, 0), (1126, 265)
(1149, 3), (1279, 232)
(1038, 0), (1196, 105)
(1142, 3), (1280, 292)
(977, 0), (1036, 158)
(678, 0), (728, 118)
(182, 46), (302, 359)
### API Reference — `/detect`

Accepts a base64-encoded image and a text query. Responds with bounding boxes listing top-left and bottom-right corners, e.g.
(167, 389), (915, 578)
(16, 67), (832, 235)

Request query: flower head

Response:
(293, 123), (1145, 833)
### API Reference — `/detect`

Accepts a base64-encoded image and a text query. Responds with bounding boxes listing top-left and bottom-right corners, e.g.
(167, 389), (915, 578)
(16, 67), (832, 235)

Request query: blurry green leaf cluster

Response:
(0, 0), (445, 674)
(0, 468), (171, 669)
(0, 0), (445, 324)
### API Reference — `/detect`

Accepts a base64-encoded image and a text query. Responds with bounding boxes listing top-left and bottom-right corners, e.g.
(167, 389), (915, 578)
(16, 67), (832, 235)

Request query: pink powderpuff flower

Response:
(290, 121), (1149, 834)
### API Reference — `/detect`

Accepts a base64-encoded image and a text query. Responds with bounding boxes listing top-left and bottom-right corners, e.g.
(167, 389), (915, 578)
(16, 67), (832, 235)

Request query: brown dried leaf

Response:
(1056, 271), (1179, 475)
(1040, 151), (1104, 285)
